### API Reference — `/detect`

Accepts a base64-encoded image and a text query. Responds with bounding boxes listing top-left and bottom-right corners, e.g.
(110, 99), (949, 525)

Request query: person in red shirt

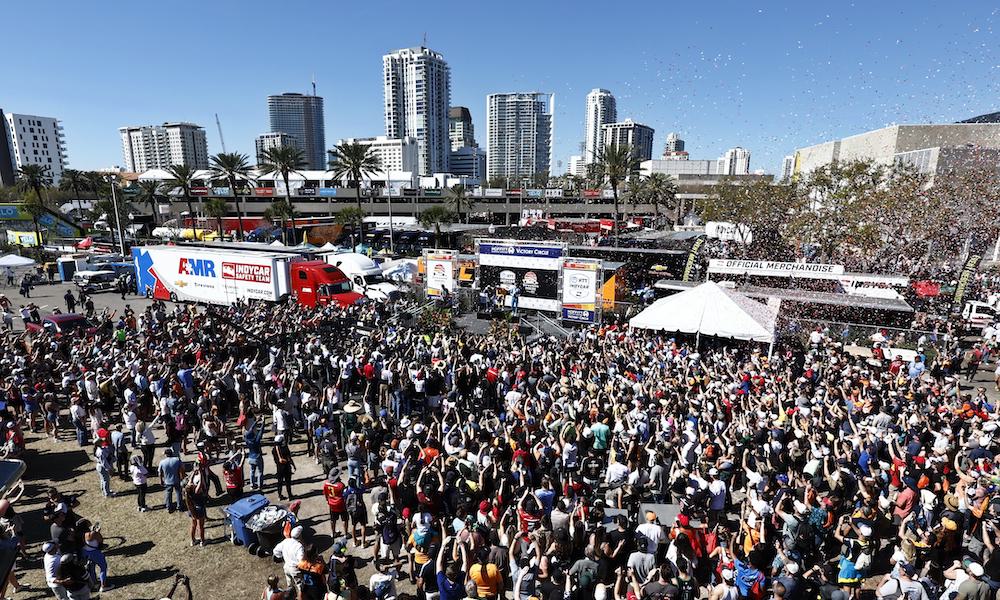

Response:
(222, 451), (245, 502)
(323, 468), (347, 540)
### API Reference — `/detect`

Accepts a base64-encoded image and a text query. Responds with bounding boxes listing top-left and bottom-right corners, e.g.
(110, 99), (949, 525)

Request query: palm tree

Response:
(418, 205), (455, 248)
(328, 143), (382, 242)
(208, 152), (254, 240)
(134, 180), (165, 229)
(641, 173), (678, 228)
(85, 171), (108, 218)
(595, 144), (642, 241)
(266, 198), (296, 244)
(163, 164), (199, 230)
(204, 198), (230, 240)
(17, 164), (52, 253)
(447, 184), (474, 224)
(59, 168), (89, 221)
(335, 206), (366, 248)
(258, 146), (307, 242)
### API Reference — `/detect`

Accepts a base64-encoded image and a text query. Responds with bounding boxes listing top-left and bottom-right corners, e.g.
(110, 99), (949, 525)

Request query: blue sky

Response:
(5, 1), (1000, 176)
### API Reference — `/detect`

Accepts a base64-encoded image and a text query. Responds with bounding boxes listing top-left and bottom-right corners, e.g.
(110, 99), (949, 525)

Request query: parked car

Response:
(72, 270), (118, 293)
(25, 314), (96, 338)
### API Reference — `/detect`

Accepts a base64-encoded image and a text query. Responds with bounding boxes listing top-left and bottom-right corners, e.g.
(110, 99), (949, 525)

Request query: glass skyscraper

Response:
(266, 93), (326, 170)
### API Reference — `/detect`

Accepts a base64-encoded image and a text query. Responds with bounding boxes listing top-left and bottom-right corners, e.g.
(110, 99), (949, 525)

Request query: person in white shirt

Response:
(42, 541), (65, 600)
(636, 511), (665, 554)
(272, 526), (305, 588)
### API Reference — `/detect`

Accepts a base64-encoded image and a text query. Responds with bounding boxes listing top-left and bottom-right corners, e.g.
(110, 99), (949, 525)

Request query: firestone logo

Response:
(178, 258), (217, 277)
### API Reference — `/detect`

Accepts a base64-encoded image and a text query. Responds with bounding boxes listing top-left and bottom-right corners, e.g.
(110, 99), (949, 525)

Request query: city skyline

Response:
(5, 2), (1000, 177)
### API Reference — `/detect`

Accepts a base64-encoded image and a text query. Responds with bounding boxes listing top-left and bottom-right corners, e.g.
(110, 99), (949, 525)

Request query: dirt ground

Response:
(13, 424), (389, 600)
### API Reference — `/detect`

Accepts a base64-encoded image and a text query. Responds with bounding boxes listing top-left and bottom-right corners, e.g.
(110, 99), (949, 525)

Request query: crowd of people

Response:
(0, 274), (998, 600)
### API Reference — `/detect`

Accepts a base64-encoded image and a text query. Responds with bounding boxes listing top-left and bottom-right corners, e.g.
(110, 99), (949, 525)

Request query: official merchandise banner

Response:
(707, 259), (844, 279)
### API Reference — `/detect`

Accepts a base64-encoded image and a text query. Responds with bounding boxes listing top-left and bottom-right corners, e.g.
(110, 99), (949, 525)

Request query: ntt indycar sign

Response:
(708, 259), (845, 279)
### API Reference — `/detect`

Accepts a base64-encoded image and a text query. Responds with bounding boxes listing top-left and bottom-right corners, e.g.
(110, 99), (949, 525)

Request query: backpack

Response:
(175, 413), (188, 432)
(676, 576), (698, 600)
(373, 577), (393, 600)
(853, 540), (873, 571)
(345, 489), (360, 515)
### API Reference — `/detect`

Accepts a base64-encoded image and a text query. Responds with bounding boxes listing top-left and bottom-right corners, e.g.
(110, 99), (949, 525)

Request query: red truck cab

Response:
(290, 261), (363, 308)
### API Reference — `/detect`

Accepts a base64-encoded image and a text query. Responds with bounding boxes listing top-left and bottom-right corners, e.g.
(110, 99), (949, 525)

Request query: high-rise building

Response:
(663, 132), (687, 159)
(2, 110), (69, 183)
(449, 146), (487, 180)
(333, 136), (418, 174)
(717, 147), (751, 175)
(780, 155), (794, 182)
(267, 93), (326, 170)
(601, 120), (655, 161)
(449, 106), (476, 151)
(568, 155), (586, 177)
(255, 132), (298, 165)
(584, 89), (616, 164)
(485, 92), (554, 181)
(383, 47), (451, 175)
(119, 123), (208, 173)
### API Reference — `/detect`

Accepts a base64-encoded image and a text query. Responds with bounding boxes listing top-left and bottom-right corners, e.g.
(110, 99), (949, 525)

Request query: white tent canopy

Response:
(629, 281), (777, 343)
(0, 254), (36, 268)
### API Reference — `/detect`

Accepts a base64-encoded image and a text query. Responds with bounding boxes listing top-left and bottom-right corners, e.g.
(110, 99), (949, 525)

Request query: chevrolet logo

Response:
(174, 280), (188, 287)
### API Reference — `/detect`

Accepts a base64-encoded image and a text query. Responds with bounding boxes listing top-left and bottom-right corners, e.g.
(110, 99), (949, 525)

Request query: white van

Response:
(323, 253), (400, 302)
(962, 300), (997, 331)
(72, 270), (118, 292)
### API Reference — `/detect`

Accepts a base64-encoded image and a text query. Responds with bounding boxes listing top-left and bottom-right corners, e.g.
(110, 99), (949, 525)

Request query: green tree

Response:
(328, 143), (382, 242)
(258, 146), (308, 240)
(208, 152), (254, 240)
(265, 198), (297, 244)
(701, 177), (807, 258)
(163, 164), (199, 229)
(204, 197), (230, 240)
(486, 176), (508, 190)
(418, 205), (455, 248)
(794, 160), (928, 266)
(447, 184), (474, 223)
(335, 206), (366, 247)
(134, 179), (165, 228)
(16, 164), (52, 253)
(594, 144), (641, 241)
(59, 168), (89, 221)
(85, 171), (109, 216)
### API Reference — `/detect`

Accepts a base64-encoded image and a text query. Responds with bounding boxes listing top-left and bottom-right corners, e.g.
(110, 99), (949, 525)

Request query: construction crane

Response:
(215, 113), (227, 153)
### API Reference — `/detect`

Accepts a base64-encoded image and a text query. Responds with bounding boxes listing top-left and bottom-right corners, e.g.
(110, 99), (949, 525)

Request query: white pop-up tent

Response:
(0, 254), (36, 268)
(629, 281), (778, 344)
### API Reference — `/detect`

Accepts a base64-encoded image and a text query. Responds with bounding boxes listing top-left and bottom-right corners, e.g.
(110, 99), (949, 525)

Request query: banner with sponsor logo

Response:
(191, 187), (210, 196)
(423, 249), (457, 297)
(707, 259), (844, 279)
(561, 258), (601, 323)
(296, 187), (317, 196)
(484, 188), (504, 198)
(705, 221), (753, 245)
(682, 237), (705, 282)
(544, 188), (564, 198)
(212, 187), (232, 197)
(951, 254), (982, 312)
(318, 188), (337, 197)
(476, 239), (566, 312)
(526, 189), (544, 199)
(255, 187), (275, 197)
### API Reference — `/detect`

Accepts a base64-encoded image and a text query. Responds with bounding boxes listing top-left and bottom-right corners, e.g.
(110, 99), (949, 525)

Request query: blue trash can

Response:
(225, 494), (269, 549)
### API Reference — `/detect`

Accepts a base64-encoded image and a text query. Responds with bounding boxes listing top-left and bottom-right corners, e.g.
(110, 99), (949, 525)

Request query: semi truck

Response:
(131, 246), (362, 308)
(322, 252), (401, 302)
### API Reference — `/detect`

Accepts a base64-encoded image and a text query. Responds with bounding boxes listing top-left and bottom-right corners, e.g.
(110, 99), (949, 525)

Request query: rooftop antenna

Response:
(215, 113), (227, 153)
(311, 74), (316, 96)
(422, 32), (427, 47)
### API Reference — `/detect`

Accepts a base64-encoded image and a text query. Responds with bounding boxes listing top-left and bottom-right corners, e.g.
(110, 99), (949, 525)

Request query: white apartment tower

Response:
(1, 111), (69, 183)
(584, 89), (616, 163)
(119, 123), (208, 172)
(717, 146), (751, 175)
(601, 120), (655, 161)
(255, 132), (298, 165)
(383, 47), (451, 175)
(332, 136), (418, 174)
(486, 93), (554, 181)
